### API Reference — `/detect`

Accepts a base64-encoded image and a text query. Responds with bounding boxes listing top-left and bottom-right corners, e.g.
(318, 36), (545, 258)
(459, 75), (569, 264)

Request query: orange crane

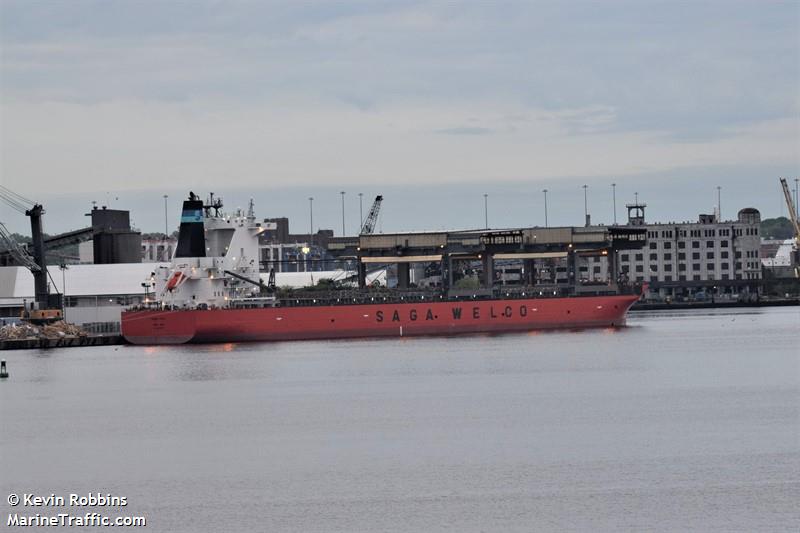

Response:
(779, 177), (800, 277)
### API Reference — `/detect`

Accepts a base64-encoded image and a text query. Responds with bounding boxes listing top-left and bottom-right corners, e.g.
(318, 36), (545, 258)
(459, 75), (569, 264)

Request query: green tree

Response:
(760, 217), (795, 239)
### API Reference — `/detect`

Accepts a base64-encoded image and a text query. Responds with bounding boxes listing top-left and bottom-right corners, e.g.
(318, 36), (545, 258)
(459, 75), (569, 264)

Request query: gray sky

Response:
(1, 0), (798, 235)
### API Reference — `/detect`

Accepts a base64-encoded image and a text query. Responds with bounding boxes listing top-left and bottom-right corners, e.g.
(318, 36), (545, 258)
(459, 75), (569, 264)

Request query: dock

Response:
(0, 334), (124, 351)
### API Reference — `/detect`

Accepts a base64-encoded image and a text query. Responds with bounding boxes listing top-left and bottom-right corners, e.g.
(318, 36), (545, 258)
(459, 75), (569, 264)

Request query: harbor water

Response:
(1, 307), (798, 532)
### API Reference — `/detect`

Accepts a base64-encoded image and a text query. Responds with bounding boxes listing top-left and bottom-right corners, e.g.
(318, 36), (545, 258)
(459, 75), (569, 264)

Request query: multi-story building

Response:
(613, 205), (762, 301)
(141, 237), (177, 262)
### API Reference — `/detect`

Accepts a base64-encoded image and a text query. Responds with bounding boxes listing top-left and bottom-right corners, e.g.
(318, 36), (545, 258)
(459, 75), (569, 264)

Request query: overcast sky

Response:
(1, 1), (798, 235)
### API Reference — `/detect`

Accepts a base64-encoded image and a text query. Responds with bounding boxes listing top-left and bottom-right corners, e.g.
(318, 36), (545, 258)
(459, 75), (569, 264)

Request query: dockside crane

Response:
(0, 185), (63, 322)
(779, 177), (800, 277)
(360, 195), (383, 235)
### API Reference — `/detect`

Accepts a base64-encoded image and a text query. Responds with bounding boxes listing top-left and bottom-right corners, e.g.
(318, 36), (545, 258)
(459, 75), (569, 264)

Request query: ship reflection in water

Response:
(2, 307), (796, 532)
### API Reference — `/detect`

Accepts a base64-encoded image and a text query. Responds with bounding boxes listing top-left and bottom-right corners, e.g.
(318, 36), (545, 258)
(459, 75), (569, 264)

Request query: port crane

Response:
(360, 195), (383, 235)
(0, 185), (63, 322)
(779, 177), (800, 277)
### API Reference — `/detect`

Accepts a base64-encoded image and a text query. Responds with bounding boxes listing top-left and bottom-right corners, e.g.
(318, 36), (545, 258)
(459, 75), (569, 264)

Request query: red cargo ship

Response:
(122, 293), (639, 344)
(121, 193), (643, 345)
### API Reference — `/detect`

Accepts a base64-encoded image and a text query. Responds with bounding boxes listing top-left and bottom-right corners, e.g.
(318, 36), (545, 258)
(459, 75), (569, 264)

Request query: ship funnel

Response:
(175, 195), (206, 258)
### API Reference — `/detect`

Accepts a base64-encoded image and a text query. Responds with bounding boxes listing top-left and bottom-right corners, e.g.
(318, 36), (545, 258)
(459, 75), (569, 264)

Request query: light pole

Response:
(308, 197), (314, 245)
(163, 194), (168, 238)
(59, 264), (68, 316)
(612, 183), (617, 225)
(483, 194), (488, 229)
(717, 186), (722, 221)
(358, 192), (364, 229)
(340, 191), (346, 236)
(582, 184), (589, 227)
(308, 197), (314, 273)
(542, 189), (548, 228)
(795, 178), (799, 218)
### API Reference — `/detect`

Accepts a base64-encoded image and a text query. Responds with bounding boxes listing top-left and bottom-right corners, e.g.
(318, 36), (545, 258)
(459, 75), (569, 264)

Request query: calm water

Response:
(1, 307), (798, 532)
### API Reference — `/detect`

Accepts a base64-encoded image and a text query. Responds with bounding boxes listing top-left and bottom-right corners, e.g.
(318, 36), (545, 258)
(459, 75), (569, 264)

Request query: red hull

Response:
(121, 294), (640, 345)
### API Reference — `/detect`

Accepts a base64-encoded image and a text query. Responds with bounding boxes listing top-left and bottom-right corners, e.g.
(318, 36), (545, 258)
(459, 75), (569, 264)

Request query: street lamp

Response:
(483, 193), (488, 229)
(542, 189), (548, 228)
(612, 183), (617, 225)
(163, 194), (169, 238)
(358, 192), (364, 228)
(794, 178), (799, 218)
(59, 264), (68, 316)
(340, 191), (346, 236)
(308, 197), (314, 246)
(582, 184), (589, 227)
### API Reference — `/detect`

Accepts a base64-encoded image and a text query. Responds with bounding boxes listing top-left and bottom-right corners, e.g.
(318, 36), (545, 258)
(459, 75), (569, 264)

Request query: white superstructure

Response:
(148, 195), (266, 309)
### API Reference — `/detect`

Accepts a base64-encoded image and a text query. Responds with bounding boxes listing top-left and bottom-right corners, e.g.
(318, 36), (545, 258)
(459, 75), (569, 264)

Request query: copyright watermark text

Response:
(6, 493), (145, 528)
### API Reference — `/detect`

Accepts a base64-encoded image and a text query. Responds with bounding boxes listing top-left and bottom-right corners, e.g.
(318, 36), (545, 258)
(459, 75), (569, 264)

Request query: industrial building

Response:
(581, 204), (763, 301)
(258, 217), (341, 273)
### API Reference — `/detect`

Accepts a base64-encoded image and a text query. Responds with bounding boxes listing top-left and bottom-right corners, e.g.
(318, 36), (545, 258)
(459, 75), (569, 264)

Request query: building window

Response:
(735, 262), (742, 270)
(636, 265), (643, 272)
(692, 252), (700, 260)
(721, 251), (729, 259)
(706, 263), (714, 270)
(649, 242), (657, 249)
(678, 252), (686, 260)
(692, 263), (701, 271)
(721, 263), (729, 270)
(693, 275), (701, 281)
(736, 251), (742, 258)
(664, 264), (672, 272)
(706, 240), (714, 248)
(620, 254), (629, 262)
(649, 265), (658, 272)
(649, 253), (658, 260)
(679, 275), (686, 281)
(721, 240), (729, 248)
(692, 241), (700, 248)
(707, 252), (714, 259)
(678, 264), (686, 271)
(593, 266), (601, 274)
(621, 265), (629, 273)
(664, 253), (672, 260)
(664, 275), (672, 282)
(664, 242), (672, 249)
(635, 253), (643, 261)
(678, 241), (686, 249)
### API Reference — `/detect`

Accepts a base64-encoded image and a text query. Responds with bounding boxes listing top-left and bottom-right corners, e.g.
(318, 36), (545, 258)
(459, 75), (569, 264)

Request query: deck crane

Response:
(779, 178), (800, 277)
(360, 195), (383, 235)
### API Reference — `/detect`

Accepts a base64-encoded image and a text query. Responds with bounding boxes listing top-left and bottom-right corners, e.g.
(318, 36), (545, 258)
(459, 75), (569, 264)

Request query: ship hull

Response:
(121, 294), (640, 345)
